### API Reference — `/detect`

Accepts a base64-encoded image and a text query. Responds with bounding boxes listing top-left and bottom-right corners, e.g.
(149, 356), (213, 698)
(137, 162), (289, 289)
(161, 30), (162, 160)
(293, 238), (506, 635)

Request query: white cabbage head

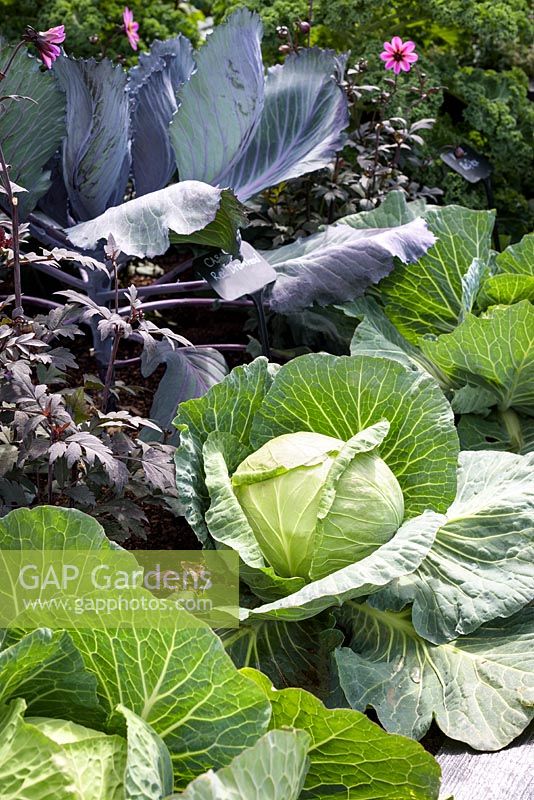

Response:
(232, 430), (404, 580)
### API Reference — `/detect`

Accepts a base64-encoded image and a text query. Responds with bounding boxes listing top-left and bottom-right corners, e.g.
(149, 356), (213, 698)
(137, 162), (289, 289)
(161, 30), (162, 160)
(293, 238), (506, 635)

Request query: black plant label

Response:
(440, 144), (492, 184)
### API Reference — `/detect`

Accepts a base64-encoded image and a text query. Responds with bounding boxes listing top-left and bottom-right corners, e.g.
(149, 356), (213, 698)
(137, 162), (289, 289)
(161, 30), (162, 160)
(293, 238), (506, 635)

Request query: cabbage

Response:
(232, 431), (404, 580)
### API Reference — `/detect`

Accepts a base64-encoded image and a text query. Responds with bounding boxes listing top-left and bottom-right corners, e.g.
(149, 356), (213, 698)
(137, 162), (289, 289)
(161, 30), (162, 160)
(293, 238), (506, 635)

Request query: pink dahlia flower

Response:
(380, 37), (418, 74)
(123, 7), (140, 51)
(24, 25), (65, 69)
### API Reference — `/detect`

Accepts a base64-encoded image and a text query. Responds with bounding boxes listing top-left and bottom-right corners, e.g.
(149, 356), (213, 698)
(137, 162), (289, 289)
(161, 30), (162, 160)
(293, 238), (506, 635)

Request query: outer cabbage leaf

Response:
(221, 614), (343, 699)
(0, 47), (66, 218)
(339, 190), (426, 229)
(458, 411), (534, 454)
(420, 301), (534, 414)
(53, 56), (130, 222)
(0, 699), (82, 798)
(377, 206), (495, 343)
(251, 353), (459, 516)
(67, 611), (271, 789)
(113, 705), (173, 800)
(0, 504), (120, 551)
(335, 603), (534, 751)
(265, 218), (436, 313)
(27, 715), (127, 800)
(129, 37), (195, 196)
(495, 232), (533, 275)
(371, 450), (534, 643)
(67, 182), (245, 258)
(0, 628), (102, 728)
(344, 297), (449, 385)
(477, 273), (534, 308)
(220, 48), (348, 201)
(239, 510), (444, 622)
(173, 730), (310, 800)
(174, 358), (276, 545)
(244, 668), (441, 800)
(170, 9), (265, 189)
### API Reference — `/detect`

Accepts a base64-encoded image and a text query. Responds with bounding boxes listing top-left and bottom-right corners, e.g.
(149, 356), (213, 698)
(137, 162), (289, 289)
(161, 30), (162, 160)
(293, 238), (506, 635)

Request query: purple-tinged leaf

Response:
(53, 56), (130, 222)
(223, 48), (349, 201)
(66, 182), (246, 258)
(0, 46), (66, 218)
(141, 345), (228, 442)
(129, 36), (195, 196)
(264, 218), (436, 313)
(170, 9), (265, 186)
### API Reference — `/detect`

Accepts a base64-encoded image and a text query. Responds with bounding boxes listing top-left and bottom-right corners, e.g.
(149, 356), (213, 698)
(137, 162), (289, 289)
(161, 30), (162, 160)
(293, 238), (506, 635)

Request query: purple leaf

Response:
(265, 218), (436, 313)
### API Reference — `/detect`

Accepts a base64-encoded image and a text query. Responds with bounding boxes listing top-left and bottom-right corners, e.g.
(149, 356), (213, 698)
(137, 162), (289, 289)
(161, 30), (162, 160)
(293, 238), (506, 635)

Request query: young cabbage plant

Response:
(174, 353), (458, 621)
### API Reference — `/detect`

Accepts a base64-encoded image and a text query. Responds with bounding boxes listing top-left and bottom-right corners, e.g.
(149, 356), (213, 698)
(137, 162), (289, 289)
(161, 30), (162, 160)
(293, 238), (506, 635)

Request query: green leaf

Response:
(336, 603), (534, 750)
(339, 191), (425, 229)
(174, 358), (275, 545)
(420, 301), (534, 413)
(240, 510), (444, 622)
(371, 450), (534, 643)
(495, 232), (534, 275)
(251, 353), (459, 516)
(67, 182), (245, 258)
(0, 628), (102, 728)
(0, 47), (66, 217)
(172, 730), (310, 800)
(28, 716), (127, 800)
(245, 668), (442, 800)
(0, 699), (76, 798)
(0, 505), (119, 551)
(222, 614), (343, 699)
(113, 705), (173, 800)
(477, 273), (534, 308)
(378, 206), (494, 343)
(345, 297), (449, 386)
(68, 613), (271, 788)
(458, 410), (534, 454)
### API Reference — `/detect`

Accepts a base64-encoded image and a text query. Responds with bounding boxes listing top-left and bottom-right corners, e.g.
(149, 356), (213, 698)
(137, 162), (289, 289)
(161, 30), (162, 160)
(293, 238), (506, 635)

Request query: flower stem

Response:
(101, 330), (122, 412)
(0, 141), (23, 317)
(0, 41), (26, 81)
